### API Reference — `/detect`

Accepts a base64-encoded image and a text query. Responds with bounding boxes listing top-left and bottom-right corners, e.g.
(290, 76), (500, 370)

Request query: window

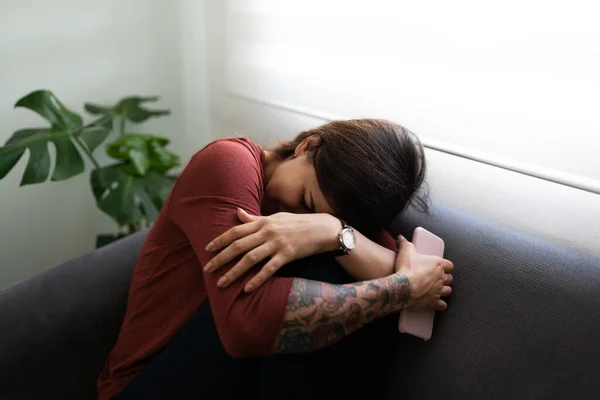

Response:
(226, 0), (600, 193)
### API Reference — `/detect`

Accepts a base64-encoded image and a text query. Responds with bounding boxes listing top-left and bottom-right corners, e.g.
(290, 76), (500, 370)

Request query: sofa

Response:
(0, 203), (599, 399)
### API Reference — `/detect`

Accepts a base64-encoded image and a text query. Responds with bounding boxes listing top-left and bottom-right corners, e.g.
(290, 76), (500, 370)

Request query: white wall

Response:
(204, 0), (600, 255)
(0, 0), (210, 288)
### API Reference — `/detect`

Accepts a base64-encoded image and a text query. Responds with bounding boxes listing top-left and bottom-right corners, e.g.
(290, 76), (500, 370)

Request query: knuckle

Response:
(231, 240), (243, 252)
(263, 224), (275, 235)
(274, 236), (288, 246)
(245, 253), (258, 263)
(282, 245), (295, 257)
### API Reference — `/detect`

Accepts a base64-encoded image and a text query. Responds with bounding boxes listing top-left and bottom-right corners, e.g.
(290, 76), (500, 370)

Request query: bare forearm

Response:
(336, 229), (397, 280)
(274, 274), (411, 353)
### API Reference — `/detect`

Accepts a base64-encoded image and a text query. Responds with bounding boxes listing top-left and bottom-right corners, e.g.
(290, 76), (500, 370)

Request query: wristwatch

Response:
(329, 219), (356, 257)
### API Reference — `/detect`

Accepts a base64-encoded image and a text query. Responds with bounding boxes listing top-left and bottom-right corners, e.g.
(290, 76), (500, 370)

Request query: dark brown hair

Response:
(273, 119), (429, 235)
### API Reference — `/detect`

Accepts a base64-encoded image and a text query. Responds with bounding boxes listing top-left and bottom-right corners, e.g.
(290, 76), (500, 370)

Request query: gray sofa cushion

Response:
(388, 205), (600, 399)
(0, 232), (146, 400)
(0, 203), (598, 399)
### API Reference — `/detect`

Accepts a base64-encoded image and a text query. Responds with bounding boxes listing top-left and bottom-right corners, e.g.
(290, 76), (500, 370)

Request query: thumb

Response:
(396, 235), (414, 252)
(237, 208), (258, 223)
(394, 235), (415, 272)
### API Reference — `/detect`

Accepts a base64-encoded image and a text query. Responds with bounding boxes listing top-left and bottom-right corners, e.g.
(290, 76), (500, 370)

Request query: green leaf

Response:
(1, 128), (84, 185)
(84, 96), (170, 124)
(0, 146), (25, 180)
(106, 134), (178, 176)
(84, 103), (114, 115)
(145, 170), (176, 209)
(128, 149), (150, 176)
(106, 134), (150, 176)
(91, 163), (175, 226)
(0, 91), (86, 184)
(96, 233), (129, 249)
(77, 114), (113, 153)
(121, 98), (170, 123)
(21, 131), (51, 184)
(50, 134), (84, 181)
(78, 126), (111, 153)
(15, 90), (83, 131)
(148, 140), (180, 173)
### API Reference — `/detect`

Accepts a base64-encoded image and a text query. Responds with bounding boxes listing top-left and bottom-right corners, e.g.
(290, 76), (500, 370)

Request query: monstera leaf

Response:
(77, 114), (113, 153)
(106, 133), (180, 176)
(84, 96), (170, 123)
(91, 163), (175, 226)
(0, 90), (112, 185)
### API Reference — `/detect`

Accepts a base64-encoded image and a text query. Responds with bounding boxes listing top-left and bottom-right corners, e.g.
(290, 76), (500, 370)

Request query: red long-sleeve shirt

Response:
(98, 138), (395, 400)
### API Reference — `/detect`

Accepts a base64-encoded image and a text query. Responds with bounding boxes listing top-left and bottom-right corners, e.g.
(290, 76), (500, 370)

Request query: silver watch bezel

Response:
(340, 226), (356, 251)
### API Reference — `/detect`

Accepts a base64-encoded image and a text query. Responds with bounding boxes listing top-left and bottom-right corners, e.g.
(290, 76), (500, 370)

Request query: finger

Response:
(237, 207), (259, 223)
(435, 299), (448, 311)
(443, 260), (455, 273)
(205, 233), (264, 272)
(444, 273), (453, 285)
(206, 220), (262, 252)
(440, 285), (453, 297)
(217, 243), (275, 288)
(244, 254), (287, 292)
(396, 235), (415, 252)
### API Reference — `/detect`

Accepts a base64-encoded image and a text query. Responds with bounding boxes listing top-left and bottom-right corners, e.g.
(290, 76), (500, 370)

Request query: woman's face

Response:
(263, 139), (335, 216)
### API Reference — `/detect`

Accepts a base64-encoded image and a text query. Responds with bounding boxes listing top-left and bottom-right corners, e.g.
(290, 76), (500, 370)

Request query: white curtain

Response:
(225, 0), (600, 189)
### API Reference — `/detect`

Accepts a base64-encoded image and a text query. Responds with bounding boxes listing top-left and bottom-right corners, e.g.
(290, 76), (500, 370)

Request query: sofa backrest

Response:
(387, 204), (600, 399)
(0, 203), (598, 399)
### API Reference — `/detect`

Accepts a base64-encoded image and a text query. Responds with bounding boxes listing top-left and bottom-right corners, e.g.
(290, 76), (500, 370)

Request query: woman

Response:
(98, 119), (454, 399)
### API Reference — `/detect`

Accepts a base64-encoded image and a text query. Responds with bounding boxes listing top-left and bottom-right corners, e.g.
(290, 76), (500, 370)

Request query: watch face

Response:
(341, 228), (356, 250)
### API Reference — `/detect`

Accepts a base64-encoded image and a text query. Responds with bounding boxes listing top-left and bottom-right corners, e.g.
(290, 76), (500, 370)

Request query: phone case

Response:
(398, 227), (445, 341)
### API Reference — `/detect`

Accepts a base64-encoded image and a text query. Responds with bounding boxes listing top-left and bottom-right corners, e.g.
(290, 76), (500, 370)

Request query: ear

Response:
(295, 134), (322, 157)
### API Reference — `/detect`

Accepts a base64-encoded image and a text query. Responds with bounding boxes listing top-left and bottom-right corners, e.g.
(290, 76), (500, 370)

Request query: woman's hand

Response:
(204, 208), (341, 292)
(394, 235), (454, 311)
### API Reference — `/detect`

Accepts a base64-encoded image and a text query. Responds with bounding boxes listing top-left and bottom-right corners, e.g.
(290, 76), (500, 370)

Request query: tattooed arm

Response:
(274, 274), (411, 353)
(274, 236), (455, 353)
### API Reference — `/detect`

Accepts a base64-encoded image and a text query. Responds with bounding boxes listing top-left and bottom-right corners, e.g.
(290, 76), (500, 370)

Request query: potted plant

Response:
(0, 90), (180, 247)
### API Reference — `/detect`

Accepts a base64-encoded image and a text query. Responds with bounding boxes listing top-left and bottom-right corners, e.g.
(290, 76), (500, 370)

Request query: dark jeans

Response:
(114, 255), (398, 400)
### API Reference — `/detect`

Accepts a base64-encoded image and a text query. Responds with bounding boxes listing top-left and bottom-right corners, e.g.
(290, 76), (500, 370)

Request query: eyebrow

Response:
(308, 191), (317, 213)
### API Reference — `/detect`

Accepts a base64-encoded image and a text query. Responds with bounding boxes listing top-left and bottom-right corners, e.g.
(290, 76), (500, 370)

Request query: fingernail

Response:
(398, 235), (405, 241)
(217, 277), (228, 287)
(244, 283), (254, 292)
(203, 263), (211, 272)
(205, 243), (213, 251)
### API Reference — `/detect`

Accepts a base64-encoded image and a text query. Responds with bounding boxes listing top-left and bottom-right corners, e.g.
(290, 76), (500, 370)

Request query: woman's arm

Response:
(205, 211), (399, 289)
(275, 235), (453, 353)
(275, 274), (409, 353)
(334, 225), (397, 281)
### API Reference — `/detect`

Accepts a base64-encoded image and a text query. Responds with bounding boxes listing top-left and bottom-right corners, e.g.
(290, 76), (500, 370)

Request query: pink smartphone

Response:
(398, 227), (445, 341)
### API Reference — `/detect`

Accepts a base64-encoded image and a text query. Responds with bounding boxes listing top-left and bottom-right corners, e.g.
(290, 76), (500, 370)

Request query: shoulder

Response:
(190, 138), (263, 169)
(172, 138), (265, 199)
(182, 138), (263, 180)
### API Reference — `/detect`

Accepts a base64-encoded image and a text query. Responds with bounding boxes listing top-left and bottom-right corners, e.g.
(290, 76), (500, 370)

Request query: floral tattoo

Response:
(275, 274), (412, 353)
